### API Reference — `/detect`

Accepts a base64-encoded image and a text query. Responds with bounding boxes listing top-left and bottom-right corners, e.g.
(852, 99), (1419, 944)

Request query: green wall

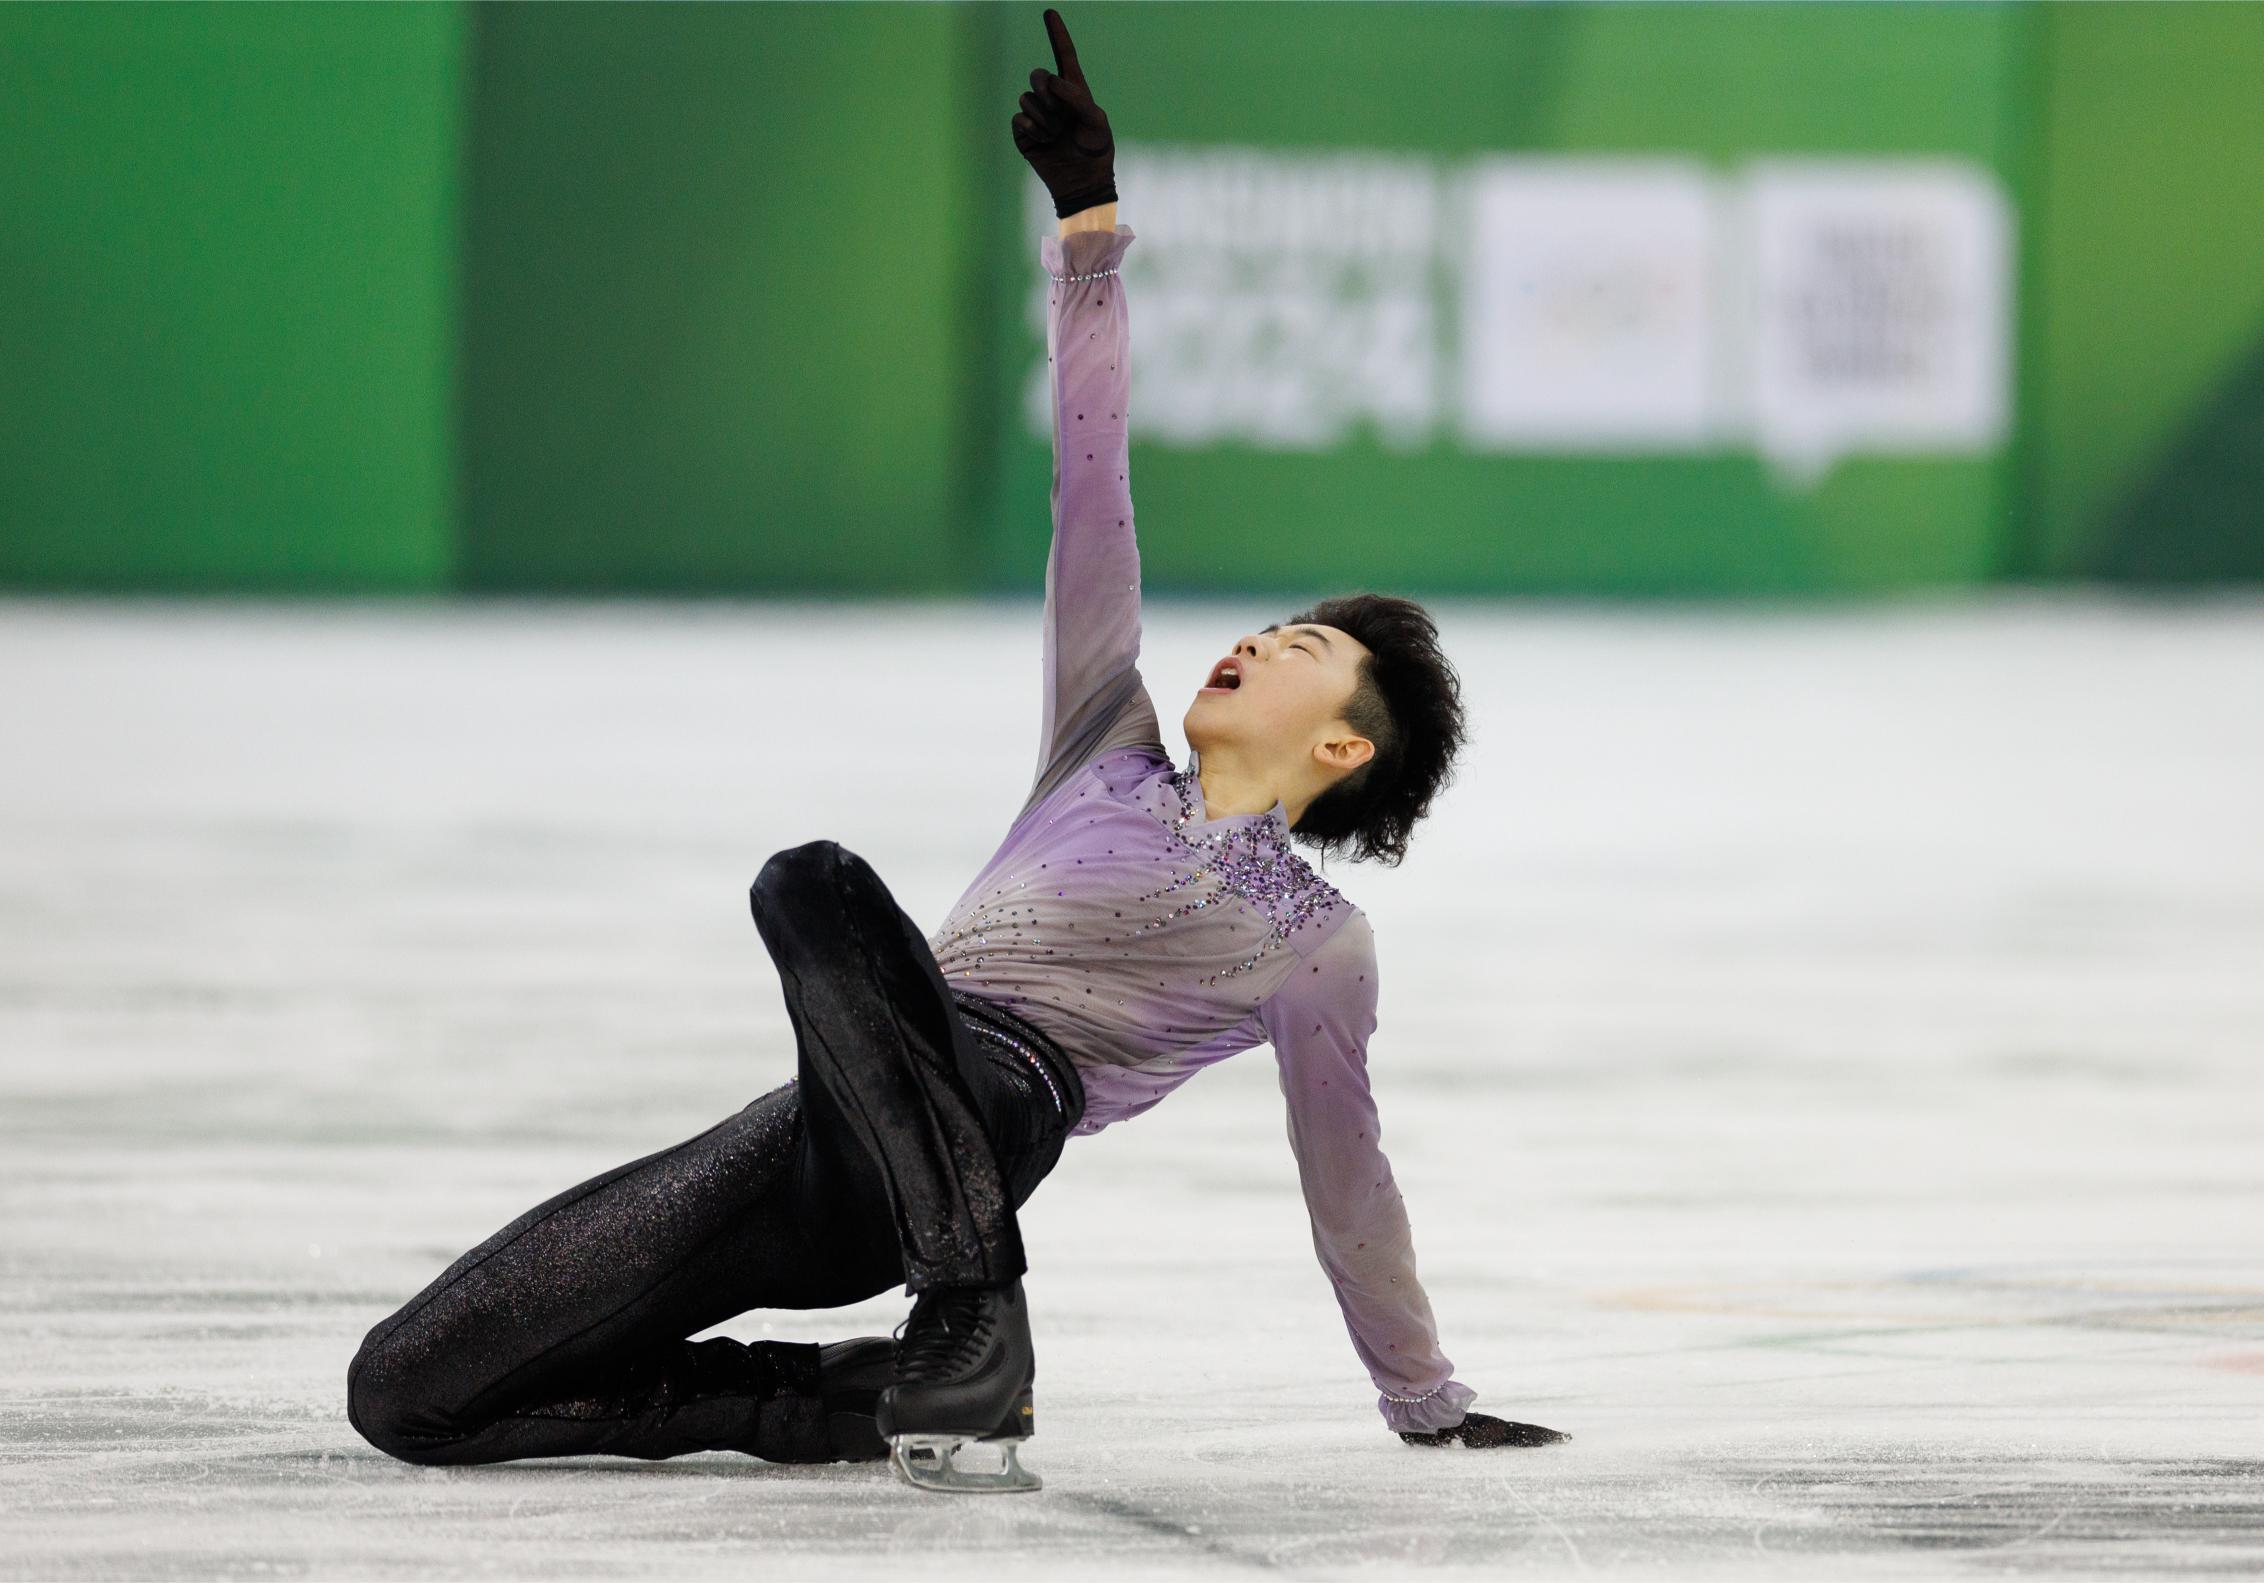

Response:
(0, 1), (463, 591)
(2022, 2), (2264, 581)
(976, 2), (2027, 598)
(2, 2), (2260, 595)
(458, 2), (984, 592)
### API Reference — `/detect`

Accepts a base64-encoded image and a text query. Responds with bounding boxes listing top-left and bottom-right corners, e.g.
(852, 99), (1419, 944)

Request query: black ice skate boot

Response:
(874, 1279), (1040, 1493)
(809, 1336), (899, 1462)
(729, 1336), (898, 1464)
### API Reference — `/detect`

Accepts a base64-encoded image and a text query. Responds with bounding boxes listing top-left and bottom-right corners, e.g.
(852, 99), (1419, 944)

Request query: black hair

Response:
(1278, 591), (1468, 868)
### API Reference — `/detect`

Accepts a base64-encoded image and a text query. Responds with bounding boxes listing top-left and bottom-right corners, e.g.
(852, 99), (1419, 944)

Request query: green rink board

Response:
(0, 1), (464, 592)
(974, 1), (2027, 600)
(455, 1), (983, 594)
(4, 2), (2263, 594)
(2021, 2), (2264, 581)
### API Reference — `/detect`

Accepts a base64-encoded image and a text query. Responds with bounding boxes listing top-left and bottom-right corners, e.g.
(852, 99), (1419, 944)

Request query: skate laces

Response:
(893, 1285), (996, 1382)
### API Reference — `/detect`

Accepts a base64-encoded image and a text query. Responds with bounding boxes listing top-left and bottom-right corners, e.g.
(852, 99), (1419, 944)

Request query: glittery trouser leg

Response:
(344, 841), (1074, 1467)
(746, 838), (1028, 1292)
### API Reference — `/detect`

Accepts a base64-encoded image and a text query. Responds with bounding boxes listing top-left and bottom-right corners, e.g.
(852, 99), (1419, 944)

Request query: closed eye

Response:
(1261, 623), (1329, 659)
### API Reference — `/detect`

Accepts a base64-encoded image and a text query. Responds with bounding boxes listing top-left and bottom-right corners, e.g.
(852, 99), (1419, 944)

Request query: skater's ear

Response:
(1275, 593), (1466, 869)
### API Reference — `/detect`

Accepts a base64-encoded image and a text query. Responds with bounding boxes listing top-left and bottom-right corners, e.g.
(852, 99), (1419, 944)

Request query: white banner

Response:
(1021, 145), (2014, 488)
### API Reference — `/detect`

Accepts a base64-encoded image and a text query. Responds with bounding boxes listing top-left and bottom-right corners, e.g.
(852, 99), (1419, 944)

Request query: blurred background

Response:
(6, 7), (2264, 1577)
(5, 0), (2261, 598)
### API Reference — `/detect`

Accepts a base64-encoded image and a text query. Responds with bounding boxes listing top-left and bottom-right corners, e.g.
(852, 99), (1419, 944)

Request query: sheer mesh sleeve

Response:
(1259, 910), (1476, 1433)
(1020, 224), (1165, 825)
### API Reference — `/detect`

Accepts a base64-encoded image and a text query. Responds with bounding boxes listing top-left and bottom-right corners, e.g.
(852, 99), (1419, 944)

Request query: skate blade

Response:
(889, 1434), (1041, 1494)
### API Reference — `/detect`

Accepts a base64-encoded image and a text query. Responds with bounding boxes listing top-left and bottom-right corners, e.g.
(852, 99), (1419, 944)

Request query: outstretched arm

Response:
(1262, 912), (1570, 1449)
(1261, 913), (1475, 1432)
(1012, 9), (1163, 824)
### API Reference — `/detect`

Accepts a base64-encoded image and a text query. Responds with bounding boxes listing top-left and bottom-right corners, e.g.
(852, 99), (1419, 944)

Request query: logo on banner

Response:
(1021, 146), (2011, 487)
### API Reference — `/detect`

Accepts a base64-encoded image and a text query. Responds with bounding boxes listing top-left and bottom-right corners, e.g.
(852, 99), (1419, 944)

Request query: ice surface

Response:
(2, 595), (2261, 1581)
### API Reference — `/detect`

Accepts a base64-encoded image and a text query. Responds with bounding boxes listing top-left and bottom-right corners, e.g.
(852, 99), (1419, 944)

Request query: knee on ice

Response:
(344, 1342), (458, 1465)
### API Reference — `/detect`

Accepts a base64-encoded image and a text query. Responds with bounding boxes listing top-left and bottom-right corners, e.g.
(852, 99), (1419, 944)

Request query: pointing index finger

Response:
(1044, 8), (1084, 83)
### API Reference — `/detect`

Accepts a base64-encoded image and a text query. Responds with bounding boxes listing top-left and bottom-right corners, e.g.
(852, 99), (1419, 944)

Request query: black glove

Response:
(1012, 8), (1118, 219)
(1400, 1411), (1572, 1449)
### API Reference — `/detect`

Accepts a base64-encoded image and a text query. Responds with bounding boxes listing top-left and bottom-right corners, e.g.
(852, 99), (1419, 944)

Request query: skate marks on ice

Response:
(1597, 1259), (2264, 1341)
(4, 599), (2264, 1579)
(8, 1389), (2264, 1579)
(1558, 1258), (2264, 1575)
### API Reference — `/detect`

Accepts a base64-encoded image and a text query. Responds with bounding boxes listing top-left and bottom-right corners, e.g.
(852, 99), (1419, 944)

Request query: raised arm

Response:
(1013, 10), (1164, 822)
(1259, 911), (1477, 1433)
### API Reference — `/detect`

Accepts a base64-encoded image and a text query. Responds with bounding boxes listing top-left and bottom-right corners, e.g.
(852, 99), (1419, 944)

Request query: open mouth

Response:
(1200, 659), (1242, 694)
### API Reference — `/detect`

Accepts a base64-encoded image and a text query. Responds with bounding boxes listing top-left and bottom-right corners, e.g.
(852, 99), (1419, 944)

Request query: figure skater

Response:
(345, 8), (1568, 1495)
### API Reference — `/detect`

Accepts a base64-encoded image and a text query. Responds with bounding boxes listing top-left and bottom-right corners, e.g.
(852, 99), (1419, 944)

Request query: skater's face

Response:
(1184, 621), (1376, 788)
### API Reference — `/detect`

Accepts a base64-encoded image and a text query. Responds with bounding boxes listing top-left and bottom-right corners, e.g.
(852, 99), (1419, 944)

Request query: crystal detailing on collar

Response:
(1123, 767), (1344, 985)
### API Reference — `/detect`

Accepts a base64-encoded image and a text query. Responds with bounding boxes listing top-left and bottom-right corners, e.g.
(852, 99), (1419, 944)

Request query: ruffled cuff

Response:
(1377, 1377), (1478, 1435)
(1039, 223), (1136, 283)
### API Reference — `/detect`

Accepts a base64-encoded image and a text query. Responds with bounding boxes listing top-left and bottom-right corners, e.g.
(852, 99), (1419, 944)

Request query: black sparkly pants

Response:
(345, 839), (1084, 1466)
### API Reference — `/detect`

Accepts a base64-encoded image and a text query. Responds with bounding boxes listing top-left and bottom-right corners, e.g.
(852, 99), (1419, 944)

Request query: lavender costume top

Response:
(923, 223), (1476, 1436)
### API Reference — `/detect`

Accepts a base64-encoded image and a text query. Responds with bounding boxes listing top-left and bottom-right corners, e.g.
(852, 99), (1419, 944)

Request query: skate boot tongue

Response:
(897, 1285), (996, 1381)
